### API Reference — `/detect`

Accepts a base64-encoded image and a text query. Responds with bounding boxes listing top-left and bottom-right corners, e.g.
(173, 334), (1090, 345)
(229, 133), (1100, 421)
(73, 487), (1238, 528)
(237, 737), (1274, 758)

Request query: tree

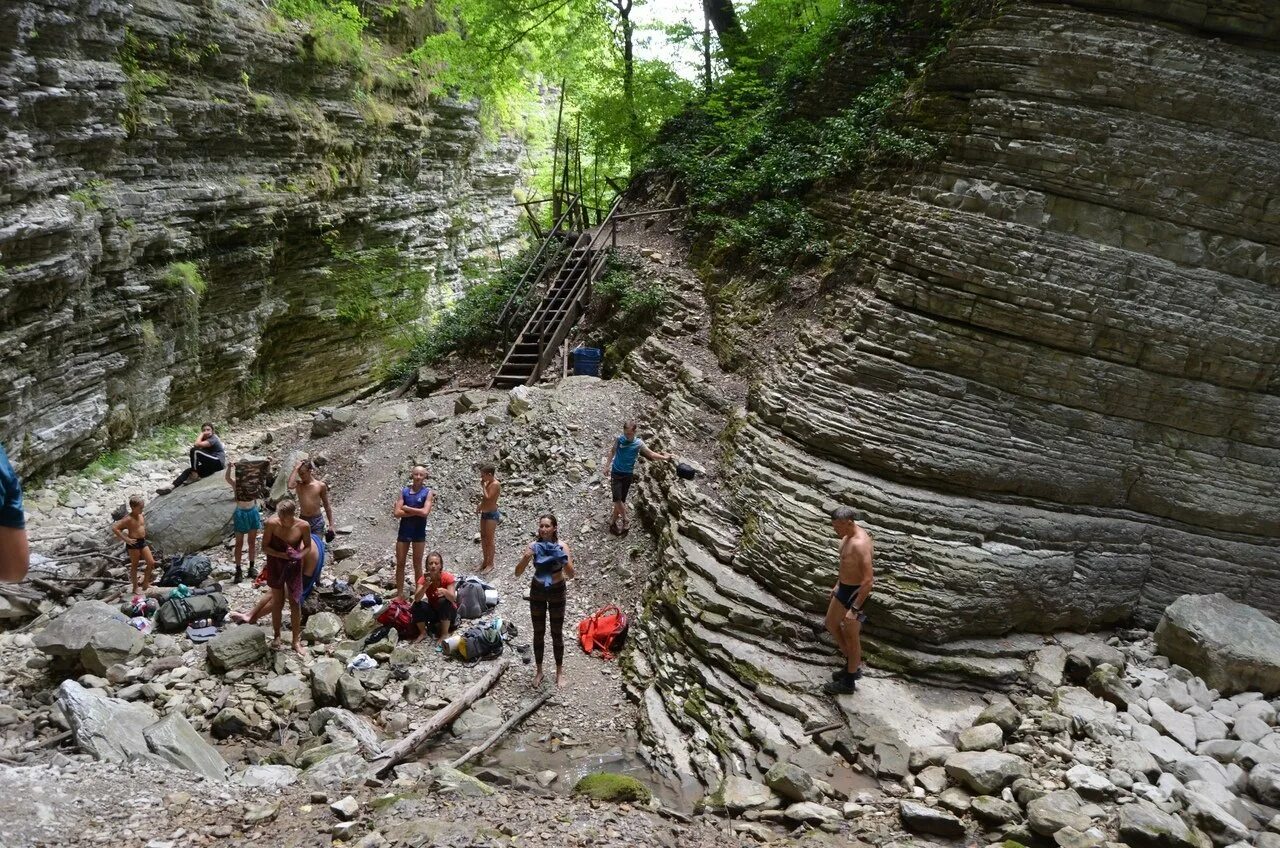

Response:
(702, 0), (747, 66)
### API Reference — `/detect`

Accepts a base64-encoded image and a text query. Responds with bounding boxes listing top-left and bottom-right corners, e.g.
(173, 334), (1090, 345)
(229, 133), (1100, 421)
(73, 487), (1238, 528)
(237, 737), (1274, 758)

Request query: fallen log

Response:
(367, 657), (511, 777)
(449, 689), (553, 770)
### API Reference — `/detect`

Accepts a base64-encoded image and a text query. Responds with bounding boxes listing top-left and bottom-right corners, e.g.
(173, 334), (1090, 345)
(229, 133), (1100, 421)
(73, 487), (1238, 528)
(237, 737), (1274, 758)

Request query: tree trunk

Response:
(702, 0), (746, 66)
(366, 657), (511, 776)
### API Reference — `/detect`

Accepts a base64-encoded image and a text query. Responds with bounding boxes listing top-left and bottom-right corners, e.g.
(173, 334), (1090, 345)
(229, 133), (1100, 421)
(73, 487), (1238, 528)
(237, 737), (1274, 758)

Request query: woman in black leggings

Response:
(515, 513), (574, 688)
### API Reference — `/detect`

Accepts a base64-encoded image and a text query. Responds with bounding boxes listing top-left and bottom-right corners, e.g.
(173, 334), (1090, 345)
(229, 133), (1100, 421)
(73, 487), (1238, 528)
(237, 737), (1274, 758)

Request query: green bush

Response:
(161, 261), (207, 296)
(273, 0), (369, 66)
(584, 258), (667, 373)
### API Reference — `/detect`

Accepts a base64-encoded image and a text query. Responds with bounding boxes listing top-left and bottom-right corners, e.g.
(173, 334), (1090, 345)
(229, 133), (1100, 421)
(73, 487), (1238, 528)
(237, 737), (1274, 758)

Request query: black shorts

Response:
(834, 583), (861, 609)
(610, 472), (634, 503)
(412, 597), (458, 627)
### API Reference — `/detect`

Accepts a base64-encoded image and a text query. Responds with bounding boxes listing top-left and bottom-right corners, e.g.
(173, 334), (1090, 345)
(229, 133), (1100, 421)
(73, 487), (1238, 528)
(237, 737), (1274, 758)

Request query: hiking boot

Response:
(247, 564), (258, 581)
(823, 674), (857, 696)
(830, 666), (864, 681)
(233, 568), (243, 584)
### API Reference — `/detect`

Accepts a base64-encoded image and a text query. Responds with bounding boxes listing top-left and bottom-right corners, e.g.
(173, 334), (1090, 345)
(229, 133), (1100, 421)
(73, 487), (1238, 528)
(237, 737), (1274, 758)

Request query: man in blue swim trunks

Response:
(604, 420), (671, 535)
(0, 441), (29, 582)
(824, 506), (873, 696)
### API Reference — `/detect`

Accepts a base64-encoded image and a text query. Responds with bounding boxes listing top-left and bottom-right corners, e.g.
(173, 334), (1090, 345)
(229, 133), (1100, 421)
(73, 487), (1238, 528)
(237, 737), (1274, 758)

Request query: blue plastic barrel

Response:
(571, 346), (603, 376)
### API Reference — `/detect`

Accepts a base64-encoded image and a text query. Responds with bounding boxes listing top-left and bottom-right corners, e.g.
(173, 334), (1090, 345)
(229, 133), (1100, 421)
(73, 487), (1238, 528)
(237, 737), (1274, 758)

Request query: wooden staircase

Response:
(491, 195), (622, 388)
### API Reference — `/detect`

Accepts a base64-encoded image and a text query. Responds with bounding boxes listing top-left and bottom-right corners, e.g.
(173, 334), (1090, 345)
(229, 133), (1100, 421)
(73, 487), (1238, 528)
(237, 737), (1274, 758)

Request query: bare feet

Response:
(532, 668), (544, 688)
(556, 667), (566, 688)
(292, 641), (309, 658)
(230, 612), (251, 624)
(271, 638), (283, 650)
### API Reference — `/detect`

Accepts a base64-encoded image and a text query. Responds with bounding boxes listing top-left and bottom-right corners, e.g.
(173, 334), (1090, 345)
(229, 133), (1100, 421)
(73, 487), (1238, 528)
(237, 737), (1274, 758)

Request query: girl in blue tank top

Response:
(393, 465), (434, 597)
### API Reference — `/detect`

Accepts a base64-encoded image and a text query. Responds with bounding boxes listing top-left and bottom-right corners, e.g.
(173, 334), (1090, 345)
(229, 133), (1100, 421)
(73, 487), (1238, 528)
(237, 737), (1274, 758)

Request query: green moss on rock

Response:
(572, 773), (652, 804)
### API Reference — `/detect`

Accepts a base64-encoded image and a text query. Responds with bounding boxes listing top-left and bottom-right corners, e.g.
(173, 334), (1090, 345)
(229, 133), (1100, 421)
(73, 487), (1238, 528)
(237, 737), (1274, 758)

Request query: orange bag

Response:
(578, 604), (630, 660)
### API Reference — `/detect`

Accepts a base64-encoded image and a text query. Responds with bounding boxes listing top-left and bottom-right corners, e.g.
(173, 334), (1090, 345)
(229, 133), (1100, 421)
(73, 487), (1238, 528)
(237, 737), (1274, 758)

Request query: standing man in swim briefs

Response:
(111, 494), (156, 595)
(604, 420), (672, 535)
(393, 465), (434, 598)
(288, 459), (336, 542)
(476, 463), (501, 574)
(824, 505), (874, 696)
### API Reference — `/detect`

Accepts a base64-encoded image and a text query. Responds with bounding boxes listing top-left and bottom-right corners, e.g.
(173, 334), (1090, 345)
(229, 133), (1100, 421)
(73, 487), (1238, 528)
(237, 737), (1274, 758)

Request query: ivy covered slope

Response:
(0, 0), (524, 478)
(649, 0), (1280, 651)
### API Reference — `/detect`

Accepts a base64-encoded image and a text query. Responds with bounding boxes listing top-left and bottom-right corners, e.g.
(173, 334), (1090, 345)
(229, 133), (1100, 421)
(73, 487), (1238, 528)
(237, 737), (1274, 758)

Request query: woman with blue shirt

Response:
(604, 420), (671, 535)
(515, 514), (574, 688)
(393, 465), (435, 598)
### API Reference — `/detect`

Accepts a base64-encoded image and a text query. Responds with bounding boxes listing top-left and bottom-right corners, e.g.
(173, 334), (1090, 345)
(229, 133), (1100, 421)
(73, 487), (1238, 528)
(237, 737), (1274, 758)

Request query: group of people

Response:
(5, 411), (874, 694)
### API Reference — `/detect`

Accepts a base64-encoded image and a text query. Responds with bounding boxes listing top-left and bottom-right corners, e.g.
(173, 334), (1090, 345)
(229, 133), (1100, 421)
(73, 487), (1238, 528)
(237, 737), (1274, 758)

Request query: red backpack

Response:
(578, 604), (629, 660)
(376, 598), (416, 638)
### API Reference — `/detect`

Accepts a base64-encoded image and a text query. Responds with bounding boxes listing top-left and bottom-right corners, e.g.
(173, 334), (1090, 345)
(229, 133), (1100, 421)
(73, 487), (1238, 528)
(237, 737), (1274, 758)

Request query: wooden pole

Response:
(551, 82), (566, 223)
(366, 657), (511, 776)
(449, 690), (554, 770)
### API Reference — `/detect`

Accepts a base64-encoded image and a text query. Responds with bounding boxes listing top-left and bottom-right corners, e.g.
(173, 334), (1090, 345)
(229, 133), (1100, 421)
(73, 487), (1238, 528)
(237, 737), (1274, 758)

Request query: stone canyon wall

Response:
(0, 0), (524, 479)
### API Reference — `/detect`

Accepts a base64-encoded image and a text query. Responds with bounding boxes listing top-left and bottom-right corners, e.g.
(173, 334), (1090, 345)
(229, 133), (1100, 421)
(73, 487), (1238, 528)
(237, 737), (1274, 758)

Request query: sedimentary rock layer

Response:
(730, 0), (1280, 639)
(0, 0), (522, 477)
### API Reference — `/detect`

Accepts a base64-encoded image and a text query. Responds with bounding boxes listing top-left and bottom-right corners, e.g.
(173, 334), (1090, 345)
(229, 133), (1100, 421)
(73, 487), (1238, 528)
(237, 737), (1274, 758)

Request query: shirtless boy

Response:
(823, 505), (874, 696)
(261, 497), (311, 655)
(231, 533), (323, 627)
(112, 495), (156, 595)
(288, 459), (335, 541)
(476, 464), (501, 574)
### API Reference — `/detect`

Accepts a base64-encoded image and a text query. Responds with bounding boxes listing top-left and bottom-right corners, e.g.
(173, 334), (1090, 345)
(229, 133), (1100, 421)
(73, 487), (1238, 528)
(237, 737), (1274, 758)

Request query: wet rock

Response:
(1027, 789), (1092, 837)
(144, 713), (230, 782)
(206, 626), (268, 672)
(312, 658), (343, 707)
(958, 722), (1004, 751)
(899, 800), (965, 838)
(56, 680), (158, 763)
(1154, 595), (1280, 696)
(715, 775), (775, 812)
(765, 761), (818, 803)
(303, 612), (343, 644)
(971, 795), (1021, 824)
(943, 750), (1029, 795)
(145, 473), (235, 553)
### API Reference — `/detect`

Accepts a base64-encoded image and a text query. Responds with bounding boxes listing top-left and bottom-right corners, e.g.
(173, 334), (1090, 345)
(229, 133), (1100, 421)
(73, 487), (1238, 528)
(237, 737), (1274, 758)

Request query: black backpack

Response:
(155, 592), (229, 633)
(158, 554), (213, 588)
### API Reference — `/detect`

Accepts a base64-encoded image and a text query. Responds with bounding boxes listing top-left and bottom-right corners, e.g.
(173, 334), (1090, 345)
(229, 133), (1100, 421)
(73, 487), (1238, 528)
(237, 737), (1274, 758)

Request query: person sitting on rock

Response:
(0, 441), (29, 582)
(171, 422), (226, 489)
(393, 465), (434, 598)
(261, 497), (311, 655)
(112, 494), (156, 595)
(823, 505), (874, 696)
(288, 458), (335, 542)
(225, 458), (265, 584)
(412, 551), (458, 644)
(604, 420), (671, 535)
(231, 532), (323, 627)
(476, 463), (501, 574)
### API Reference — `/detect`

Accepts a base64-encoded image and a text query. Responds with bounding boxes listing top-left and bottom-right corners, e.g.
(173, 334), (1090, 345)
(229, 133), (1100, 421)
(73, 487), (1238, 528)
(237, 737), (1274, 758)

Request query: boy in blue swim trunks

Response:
(476, 463), (501, 574)
(225, 457), (267, 583)
(393, 465), (434, 598)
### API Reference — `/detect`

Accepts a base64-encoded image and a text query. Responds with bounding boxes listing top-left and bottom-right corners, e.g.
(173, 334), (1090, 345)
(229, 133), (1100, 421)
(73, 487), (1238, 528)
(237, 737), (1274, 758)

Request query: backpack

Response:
(578, 604), (629, 660)
(456, 576), (499, 620)
(375, 598), (416, 639)
(155, 592), (229, 633)
(458, 619), (505, 661)
(157, 554), (213, 588)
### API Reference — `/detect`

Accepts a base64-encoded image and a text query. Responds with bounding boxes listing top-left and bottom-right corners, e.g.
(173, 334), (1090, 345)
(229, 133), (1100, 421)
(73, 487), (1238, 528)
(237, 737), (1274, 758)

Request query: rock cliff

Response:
(621, 0), (1280, 790)
(0, 0), (523, 478)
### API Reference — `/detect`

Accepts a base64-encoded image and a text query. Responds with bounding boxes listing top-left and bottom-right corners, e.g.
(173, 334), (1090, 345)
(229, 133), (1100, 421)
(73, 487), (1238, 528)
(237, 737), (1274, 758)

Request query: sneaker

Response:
(823, 675), (857, 696)
(233, 569), (243, 584)
(155, 486), (173, 496)
(831, 666), (864, 681)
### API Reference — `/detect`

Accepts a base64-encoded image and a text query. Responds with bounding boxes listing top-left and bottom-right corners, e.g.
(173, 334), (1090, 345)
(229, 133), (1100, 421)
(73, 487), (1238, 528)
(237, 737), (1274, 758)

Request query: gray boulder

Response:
(1250, 763), (1280, 806)
(976, 702), (1022, 735)
(1054, 686), (1117, 732)
(144, 713), (230, 781)
(899, 800), (965, 838)
(57, 680), (158, 763)
(368, 403), (409, 427)
(1150, 697), (1199, 751)
(337, 674), (366, 710)
(971, 795), (1021, 824)
(783, 802), (840, 825)
(206, 626), (268, 672)
(302, 612), (343, 644)
(304, 752), (370, 790)
(432, 765), (495, 797)
(235, 765), (301, 789)
(34, 601), (127, 661)
(145, 473), (234, 553)
(715, 775), (775, 812)
(312, 408), (356, 438)
(1088, 664), (1143, 710)
(312, 658), (343, 707)
(1180, 789), (1250, 846)
(344, 608), (376, 641)
(1154, 594), (1280, 696)
(269, 450), (309, 503)
(1112, 739), (1162, 780)
(415, 367), (449, 397)
(958, 722), (1004, 751)
(1119, 799), (1211, 848)
(454, 392), (485, 415)
(1027, 789), (1092, 836)
(943, 751), (1029, 795)
(211, 707), (254, 739)
(765, 761), (818, 803)
(81, 624), (143, 676)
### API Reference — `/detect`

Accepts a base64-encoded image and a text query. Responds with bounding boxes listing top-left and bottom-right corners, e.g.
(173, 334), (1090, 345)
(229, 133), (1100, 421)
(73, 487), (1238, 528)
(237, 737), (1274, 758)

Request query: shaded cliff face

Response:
(717, 0), (1280, 642)
(0, 0), (523, 479)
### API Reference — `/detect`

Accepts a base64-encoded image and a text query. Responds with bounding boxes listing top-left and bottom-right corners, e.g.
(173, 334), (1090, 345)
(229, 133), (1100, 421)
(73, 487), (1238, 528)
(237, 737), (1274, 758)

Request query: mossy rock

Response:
(572, 772), (652, 804)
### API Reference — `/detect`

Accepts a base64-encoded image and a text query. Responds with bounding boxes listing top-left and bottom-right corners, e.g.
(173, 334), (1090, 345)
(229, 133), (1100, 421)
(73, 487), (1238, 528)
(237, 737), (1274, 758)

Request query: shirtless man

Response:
(112, 495), (157, 595)
(231, 533), (323, 627)
(823, 505), (873, 696)
(288, 459), (335, 542)
(476, 464), (501, 574)
(261, 497), (311, 655)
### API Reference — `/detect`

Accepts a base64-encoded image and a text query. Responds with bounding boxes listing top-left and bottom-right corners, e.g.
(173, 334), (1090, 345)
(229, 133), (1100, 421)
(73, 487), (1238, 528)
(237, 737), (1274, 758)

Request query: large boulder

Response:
(1154, 594), (1280, 696)
(899, 801), (965, 838)
(714, 775), (775, 812)
(1249, 762), (1280, 806)
(765, 761), (818, 803)
(56, 680), (158, 763)
(34, 601), (129, 663)
(1027, 789), (1092, 836)
(145, 473), (234, 553)
(81, 624), (144, 676)
(303, 612), (343, 644)
(1119, 799), (1211, 848)
(304, 752), (370, 790)
(943, 751), (1029, 795)
(143, 713), (230, 781)
(312, 658), (343, 707)
(415, 367), (449, 397)
(206, 626), (268, 672)
(235, 765), (301, 789)
(269, 450), (309, 503)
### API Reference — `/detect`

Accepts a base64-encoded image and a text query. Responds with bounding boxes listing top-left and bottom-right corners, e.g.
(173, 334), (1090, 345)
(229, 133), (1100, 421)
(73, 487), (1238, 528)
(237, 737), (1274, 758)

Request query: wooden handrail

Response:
(495, 193), (583, 333)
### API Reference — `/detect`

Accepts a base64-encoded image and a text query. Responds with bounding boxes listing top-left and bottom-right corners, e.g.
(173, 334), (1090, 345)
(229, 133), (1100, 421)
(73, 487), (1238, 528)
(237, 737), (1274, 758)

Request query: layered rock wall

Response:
(725, 0), (1280, 642)
(0, 0), (523, 478)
